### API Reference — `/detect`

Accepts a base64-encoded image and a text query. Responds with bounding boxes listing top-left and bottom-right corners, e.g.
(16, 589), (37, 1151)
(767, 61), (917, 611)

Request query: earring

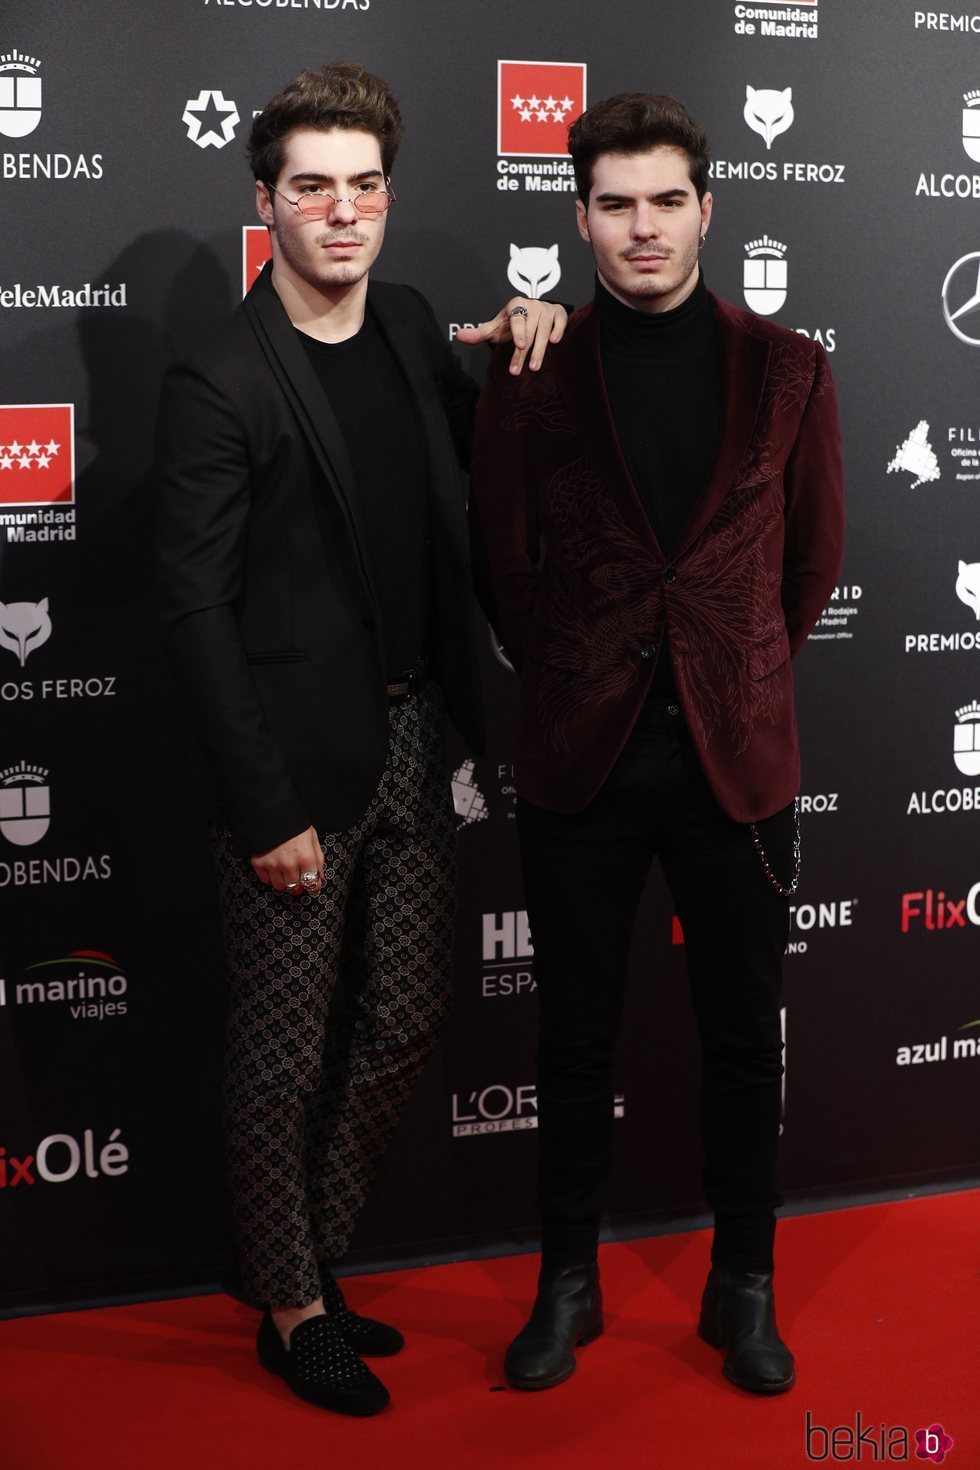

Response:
(699, 234), (706, 249)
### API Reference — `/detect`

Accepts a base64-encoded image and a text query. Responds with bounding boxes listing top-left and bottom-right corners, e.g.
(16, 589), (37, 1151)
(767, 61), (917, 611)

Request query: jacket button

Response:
(667, 703), (680, 717)
(640, 644), (654, 660)
(362, 615), (376, 632)
(664, 567), (677, 585)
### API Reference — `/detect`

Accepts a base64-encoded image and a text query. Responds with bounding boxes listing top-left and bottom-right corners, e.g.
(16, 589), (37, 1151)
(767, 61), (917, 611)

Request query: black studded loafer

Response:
(504, 1262), (603, 1391)
(222, 1262), (405, 1358)
(319, 1265), (405, 1357)
(256, 1310), (390, 1416)
(697, 1266), (795, 1393)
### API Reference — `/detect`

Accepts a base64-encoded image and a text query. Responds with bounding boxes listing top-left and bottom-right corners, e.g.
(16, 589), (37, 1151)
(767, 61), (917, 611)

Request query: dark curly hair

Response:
(568, 93), (710, 203)
(248, 61), (402, 185)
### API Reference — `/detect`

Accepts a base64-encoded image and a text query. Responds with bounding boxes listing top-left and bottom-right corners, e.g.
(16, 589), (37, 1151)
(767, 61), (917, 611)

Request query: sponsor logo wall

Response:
(1, 0), (977, 1316)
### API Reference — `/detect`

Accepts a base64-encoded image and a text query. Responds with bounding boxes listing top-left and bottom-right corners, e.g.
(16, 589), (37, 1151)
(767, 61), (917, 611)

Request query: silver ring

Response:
(284, 881), (303, 894)
(508, 305), (529, 318)
(300, 870), (320, 893)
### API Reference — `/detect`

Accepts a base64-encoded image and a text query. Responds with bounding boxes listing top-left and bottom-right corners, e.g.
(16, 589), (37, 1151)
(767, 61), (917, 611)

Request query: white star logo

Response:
(543, 95), (557, 110)
(0, 455), (12, 470)
(519, 108), (533, 123)
(8, 440), (22, 456)
(510, 93), (524, 109)
(18, 454), (32, 469)
(560, 95), (575, 111)
(35, 453), (51, 468)
(45, 439), (59, 456)
(26, 440), (41, 456)
(526, 93), (541, 110)
(182, 89), (241, 150)
(536, 108), (549, 124)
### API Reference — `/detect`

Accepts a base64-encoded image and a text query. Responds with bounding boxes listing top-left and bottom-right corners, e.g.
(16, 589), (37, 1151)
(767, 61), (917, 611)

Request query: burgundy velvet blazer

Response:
(470, 292), (845, 824)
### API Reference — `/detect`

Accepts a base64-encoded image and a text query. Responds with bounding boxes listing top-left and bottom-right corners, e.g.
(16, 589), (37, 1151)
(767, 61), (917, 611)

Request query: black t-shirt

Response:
(298, 311), (431, 679)
(597, 270), (722, 699)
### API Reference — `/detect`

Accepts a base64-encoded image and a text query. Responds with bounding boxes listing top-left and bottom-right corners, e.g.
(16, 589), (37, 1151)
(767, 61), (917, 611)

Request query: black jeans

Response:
(517, 699), (795, 1275)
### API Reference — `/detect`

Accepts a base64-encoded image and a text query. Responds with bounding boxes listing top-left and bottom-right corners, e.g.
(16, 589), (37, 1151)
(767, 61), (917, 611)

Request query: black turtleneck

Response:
(597, 269), (722, 699)
(597, 269), (721, 555)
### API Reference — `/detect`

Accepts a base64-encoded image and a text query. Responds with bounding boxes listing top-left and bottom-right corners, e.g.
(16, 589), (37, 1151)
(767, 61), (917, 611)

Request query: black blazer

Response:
(156, 262), (483, 856)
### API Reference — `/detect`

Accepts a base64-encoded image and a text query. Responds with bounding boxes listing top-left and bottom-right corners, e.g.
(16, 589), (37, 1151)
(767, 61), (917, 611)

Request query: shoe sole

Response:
(505, 1318), (605, 1392)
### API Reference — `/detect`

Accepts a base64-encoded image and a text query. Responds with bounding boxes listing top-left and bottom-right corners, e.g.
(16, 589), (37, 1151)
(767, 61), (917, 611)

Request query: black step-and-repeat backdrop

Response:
(2, 0), (979, 1314)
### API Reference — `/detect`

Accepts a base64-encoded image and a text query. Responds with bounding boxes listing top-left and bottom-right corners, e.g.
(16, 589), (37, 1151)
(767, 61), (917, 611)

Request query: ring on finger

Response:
(300, 870), (321, 893)
(284, 880), (303, 894)
(508, 304), (529, 318)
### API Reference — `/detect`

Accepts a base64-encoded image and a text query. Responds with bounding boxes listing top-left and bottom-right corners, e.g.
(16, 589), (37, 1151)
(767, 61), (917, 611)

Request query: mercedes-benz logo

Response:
(942, 252), (980, 346)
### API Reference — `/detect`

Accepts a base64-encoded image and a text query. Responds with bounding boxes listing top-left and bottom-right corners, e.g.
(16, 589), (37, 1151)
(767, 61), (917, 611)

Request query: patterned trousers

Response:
(212, 684), (456, 1308)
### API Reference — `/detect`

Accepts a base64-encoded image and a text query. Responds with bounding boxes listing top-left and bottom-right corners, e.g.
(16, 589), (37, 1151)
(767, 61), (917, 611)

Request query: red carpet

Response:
(0, 1191), (975, 1469)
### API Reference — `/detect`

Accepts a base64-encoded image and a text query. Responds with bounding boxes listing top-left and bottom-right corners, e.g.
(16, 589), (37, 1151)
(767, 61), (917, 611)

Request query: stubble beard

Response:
(274, 219), (377, 290)
(615, 236), (700, 305)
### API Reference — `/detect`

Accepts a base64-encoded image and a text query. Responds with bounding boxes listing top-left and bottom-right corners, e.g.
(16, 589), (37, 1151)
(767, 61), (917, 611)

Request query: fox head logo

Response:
(0, 598), (52, 665)
(956, 561), (980, 620)
(507, 243), (561, 300)
(744, 86), (794, 150)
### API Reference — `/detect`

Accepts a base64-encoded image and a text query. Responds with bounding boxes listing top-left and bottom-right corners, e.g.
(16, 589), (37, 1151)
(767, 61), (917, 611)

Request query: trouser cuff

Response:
(711, 1208), (777, 1273)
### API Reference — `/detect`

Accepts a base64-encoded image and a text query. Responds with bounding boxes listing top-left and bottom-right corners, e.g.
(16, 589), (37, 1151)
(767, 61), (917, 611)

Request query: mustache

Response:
(621, 244), (673, 260)
(317, 229), (370, 245)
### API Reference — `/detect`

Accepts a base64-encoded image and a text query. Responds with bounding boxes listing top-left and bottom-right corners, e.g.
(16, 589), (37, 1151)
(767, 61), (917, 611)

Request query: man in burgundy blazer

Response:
(471, 94), (844, 1396)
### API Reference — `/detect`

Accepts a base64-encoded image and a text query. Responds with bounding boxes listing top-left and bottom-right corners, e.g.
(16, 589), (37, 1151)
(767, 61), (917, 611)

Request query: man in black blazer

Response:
(156, 61), (565, 1416)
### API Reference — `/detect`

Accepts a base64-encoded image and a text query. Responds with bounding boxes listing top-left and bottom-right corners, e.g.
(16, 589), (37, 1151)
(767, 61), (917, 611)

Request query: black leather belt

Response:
(386, 657), (430, 702)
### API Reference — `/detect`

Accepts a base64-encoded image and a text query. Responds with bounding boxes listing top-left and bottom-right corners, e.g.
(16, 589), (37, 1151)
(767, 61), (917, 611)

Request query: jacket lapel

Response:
(242, 262), (377, 604)
(568, 291), (772, 566)
(670, 295), (771, 560)
(367, 285), (468, 551)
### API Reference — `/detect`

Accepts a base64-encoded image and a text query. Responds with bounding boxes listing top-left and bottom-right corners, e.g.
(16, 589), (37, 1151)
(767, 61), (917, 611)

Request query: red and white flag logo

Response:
(0, 405), (74, 506)
(242, 225), (272, 299)
(498, 61), (586, 158)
